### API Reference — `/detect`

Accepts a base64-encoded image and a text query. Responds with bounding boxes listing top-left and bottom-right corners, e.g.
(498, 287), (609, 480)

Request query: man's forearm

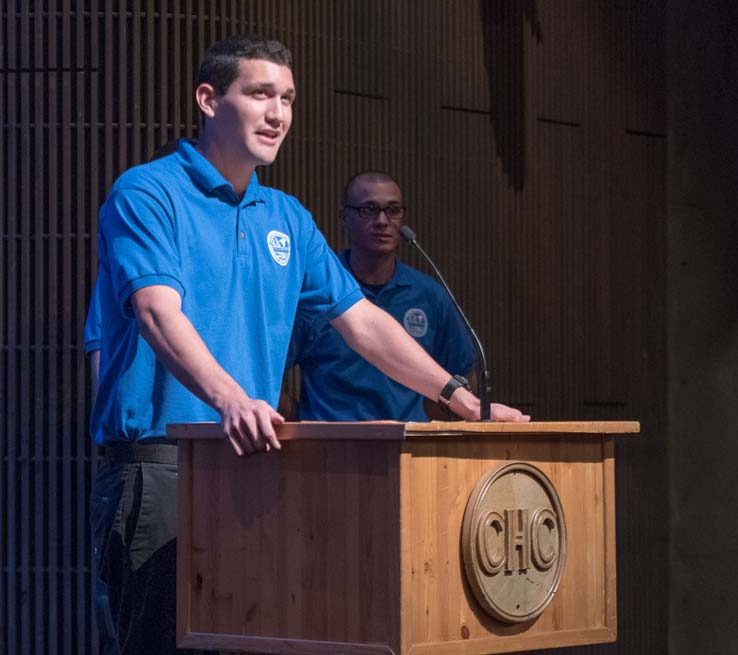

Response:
(135, 295), (242, 411)
(332, 300), (530, 423)
(331, 300), (480, 419)
(423, 369), (478, 420)
(130, 285), (282, 454)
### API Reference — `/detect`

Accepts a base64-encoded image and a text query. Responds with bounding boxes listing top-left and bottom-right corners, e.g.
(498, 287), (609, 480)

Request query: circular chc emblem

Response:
(461, 462), (567, 623)
(266, 230), (291, 266)
(403, 308), (428, 337)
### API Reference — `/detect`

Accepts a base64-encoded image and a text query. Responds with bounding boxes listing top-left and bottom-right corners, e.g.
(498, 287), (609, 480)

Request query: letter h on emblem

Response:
(505, 509), (531, 572)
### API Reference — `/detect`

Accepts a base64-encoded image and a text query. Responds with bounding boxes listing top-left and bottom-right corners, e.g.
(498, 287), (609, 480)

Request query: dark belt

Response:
(101, 440), (178, 466)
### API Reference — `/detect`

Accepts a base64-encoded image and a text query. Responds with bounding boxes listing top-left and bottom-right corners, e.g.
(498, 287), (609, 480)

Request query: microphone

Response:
(398, 224), (493, 421)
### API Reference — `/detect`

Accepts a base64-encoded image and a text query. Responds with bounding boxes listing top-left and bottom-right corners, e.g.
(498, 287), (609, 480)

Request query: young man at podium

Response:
(282, 171), (478, 422)
(90, 35), (529, 655)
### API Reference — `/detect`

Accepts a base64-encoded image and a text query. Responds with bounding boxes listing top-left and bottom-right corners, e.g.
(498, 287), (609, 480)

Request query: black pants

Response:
(93, 573), (120, 655)
(91, 445), (208, 655)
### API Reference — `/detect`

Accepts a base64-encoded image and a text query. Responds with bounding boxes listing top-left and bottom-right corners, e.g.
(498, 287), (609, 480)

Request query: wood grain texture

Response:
(168, 420), (406, 441)
(179, 631), (395, 654)
(178, 423), (625, 654)
(400, 434), (616, 654)
(178, 436), (403, 652)
(405, 627), (615, 655)
(168, 421), (640, 441)
(405, 421), (640, 436)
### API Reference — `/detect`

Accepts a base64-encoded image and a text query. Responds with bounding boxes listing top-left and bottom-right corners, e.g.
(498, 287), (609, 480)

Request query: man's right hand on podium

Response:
(217, 394), (284, 456)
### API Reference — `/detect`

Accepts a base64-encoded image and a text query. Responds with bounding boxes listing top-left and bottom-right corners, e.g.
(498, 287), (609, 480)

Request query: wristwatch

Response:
(438, 374), (471, 408)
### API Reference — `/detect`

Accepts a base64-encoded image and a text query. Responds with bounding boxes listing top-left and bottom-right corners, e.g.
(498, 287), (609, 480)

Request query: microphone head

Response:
(399, 224), (417, 242)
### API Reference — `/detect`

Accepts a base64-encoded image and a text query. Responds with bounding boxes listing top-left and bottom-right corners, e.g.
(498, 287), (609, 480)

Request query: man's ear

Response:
(339, 208), (351, 245)
(195, 83), (219, 119)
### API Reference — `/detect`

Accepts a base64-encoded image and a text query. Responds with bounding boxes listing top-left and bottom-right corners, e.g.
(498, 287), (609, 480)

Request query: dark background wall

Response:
(0, 1), (679, 653)
(667, 1), (738, 653)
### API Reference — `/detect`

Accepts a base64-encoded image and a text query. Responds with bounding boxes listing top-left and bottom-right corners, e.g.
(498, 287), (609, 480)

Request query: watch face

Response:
(454, 375), (470, 390)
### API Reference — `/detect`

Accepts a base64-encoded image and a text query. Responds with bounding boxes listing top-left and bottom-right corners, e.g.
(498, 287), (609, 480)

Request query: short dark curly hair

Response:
(196, 34), (293, 96)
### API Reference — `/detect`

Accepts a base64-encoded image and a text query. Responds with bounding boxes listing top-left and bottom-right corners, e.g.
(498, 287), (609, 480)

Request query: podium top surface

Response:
(167, 420), (640, 441)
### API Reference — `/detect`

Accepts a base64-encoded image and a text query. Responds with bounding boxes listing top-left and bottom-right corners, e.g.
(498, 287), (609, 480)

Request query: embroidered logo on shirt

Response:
(403, 308), (428, 337)
(267, 230), (291, 266)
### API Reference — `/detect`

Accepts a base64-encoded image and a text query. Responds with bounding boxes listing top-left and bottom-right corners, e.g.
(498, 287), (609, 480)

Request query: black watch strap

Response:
(438, 374), (471, 408)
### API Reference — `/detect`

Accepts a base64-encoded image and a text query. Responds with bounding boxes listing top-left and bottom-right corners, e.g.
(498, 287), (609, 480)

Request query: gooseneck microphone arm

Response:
(398, 224), (492, 421)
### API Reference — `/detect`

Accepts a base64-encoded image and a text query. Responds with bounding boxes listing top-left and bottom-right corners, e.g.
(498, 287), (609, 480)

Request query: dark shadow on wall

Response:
(479, 0), (541, 191)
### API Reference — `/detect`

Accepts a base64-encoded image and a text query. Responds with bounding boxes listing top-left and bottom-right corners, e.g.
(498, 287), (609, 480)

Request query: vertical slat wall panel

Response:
(0, 3), (6, 650)
(0, 0), (5, 644)
(20, 51), (33, 655)
(88, 2), (101, 648)
(32, 5), (46, 654)
(46, 7), (60, 651)
(1, 2), (666, 654)
(4, 3), (20, 649)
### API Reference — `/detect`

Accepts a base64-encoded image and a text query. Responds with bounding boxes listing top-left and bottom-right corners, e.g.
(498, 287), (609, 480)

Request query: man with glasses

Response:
(283, 171), (488, 421)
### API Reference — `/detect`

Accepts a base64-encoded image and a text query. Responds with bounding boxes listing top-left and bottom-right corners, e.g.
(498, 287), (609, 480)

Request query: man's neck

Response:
(348, 249), (396, 285)
(195, 136), (255, 198)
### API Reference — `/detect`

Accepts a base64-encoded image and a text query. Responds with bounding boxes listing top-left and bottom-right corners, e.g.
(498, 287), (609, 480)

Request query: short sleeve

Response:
(98, 186), (185, 317)
(295, 221), (363, 330)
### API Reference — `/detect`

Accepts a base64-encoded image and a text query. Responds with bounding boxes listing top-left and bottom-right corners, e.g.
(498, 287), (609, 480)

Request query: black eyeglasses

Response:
(345, 203), (406, 222)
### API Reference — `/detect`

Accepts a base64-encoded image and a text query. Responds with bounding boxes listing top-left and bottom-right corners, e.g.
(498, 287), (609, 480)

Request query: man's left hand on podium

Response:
(490, 403), (531, 422)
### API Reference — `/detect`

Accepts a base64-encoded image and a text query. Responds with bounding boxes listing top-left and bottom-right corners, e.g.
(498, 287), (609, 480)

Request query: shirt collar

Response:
(339, 250), (414, 297)
(176, 138), (268, 206)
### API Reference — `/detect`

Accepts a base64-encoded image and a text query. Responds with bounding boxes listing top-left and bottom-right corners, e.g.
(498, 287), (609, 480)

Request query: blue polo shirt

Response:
(287, 250), (475, 421)
(92, 139), (362, 443)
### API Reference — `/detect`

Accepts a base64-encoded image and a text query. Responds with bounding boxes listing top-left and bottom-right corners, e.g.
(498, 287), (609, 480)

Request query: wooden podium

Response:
(168, 420), (638, 655)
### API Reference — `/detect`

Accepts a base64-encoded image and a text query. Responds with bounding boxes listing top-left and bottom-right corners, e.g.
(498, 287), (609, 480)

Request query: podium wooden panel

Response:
(168, 421), (638, 654)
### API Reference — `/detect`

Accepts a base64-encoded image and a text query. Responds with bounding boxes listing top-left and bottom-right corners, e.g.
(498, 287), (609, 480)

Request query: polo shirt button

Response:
(239, 232), (245, 238)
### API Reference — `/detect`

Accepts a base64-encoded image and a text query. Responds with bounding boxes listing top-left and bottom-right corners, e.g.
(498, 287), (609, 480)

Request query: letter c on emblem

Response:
(476, 510), (505, 574)
(531, 507), (558, 570)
